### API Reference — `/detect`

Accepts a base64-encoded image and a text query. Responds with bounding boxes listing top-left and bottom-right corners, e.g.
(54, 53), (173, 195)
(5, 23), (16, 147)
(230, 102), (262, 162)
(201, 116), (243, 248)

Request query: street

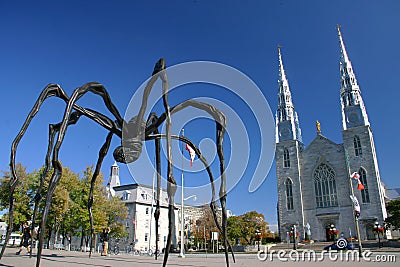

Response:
(0, 249), (398, 267)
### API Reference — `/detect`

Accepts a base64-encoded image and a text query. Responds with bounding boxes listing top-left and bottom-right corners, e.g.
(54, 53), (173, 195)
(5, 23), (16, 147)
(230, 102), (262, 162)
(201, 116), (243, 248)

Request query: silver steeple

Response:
(337, 26), (370, 130)
(276, 46), (302, 143)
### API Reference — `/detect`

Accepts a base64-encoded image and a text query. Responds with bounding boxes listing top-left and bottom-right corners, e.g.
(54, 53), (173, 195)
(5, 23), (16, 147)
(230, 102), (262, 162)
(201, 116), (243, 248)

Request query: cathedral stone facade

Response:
(276, 27), (387, 242)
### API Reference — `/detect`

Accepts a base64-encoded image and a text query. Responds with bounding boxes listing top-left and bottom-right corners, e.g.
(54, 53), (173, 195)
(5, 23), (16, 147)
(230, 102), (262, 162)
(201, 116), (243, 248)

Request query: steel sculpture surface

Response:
(0, 59), (235, 267)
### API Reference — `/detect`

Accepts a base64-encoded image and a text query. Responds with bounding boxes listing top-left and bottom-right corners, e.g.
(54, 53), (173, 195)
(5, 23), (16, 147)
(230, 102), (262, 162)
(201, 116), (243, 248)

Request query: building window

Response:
(358, 168), (370, 203)
(285, 178), (294, 210)
(145, 233), (148, 242)
(122, 191), (130, 201)
(146, 207), (149, 215)
(354, 136), (362, 156)
(314, 163), (338, 208)
(283, 148), (290, 168)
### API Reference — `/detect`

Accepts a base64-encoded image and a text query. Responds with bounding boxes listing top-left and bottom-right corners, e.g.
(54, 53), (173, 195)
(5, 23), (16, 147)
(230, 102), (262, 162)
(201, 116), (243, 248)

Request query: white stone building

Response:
(105, 162), (233, 251)
(106, 163), (178, 252)
(275, 27), (388, 242)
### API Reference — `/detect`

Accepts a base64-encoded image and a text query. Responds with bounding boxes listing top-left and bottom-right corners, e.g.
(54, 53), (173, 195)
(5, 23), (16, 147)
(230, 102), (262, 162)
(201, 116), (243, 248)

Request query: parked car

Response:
(0, 233), (22, 246)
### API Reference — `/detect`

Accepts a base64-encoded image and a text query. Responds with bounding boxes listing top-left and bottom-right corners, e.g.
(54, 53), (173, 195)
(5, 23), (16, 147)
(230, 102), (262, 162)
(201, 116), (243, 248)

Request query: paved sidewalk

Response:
(0, 249), (398, 267)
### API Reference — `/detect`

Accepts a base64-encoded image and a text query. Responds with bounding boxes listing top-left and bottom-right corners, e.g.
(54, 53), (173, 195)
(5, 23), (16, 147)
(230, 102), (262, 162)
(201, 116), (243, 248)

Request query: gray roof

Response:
(386, 188), (400, 200)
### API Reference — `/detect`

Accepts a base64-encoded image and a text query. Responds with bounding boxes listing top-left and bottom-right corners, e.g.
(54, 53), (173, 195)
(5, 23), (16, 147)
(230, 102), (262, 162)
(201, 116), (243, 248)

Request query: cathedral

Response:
(275, 27), (388, 242)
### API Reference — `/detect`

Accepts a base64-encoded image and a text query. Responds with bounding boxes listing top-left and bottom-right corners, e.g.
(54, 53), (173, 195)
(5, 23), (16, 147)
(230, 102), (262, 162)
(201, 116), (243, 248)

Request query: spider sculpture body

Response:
(0, 59), (235, 267)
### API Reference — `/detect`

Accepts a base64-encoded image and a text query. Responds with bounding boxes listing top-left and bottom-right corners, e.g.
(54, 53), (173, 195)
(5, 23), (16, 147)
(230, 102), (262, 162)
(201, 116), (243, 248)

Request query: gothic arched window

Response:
(285, 178), (294, 210)
(283, 148), (290, 168)
(314, 163), (338, 208)
(354, 136), (362, 156)
(358, 167), (370, 203)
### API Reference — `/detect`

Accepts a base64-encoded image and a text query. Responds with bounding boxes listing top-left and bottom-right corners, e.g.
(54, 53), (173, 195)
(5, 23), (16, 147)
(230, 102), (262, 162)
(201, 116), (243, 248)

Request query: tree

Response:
(0, 163), (35, 231)
(76, 166), (128, 247)
(226, 211), (268, 245)
(227, 216), (242, 245)
(191, 205), (219, 248)
(103, 196), (128, 239)
(0, 163), (128, 247)
(385, 198), (400, 230)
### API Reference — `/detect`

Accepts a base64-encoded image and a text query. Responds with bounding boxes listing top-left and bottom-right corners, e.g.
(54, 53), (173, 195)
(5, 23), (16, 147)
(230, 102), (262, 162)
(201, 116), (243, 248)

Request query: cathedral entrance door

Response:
(325, 224), (336, 242)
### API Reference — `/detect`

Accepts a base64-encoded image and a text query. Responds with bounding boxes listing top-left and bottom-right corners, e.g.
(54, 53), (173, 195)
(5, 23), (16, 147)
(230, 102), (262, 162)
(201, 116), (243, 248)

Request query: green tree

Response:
(77, 166), (128, 245)
(1, 163), (128, 246)
(385, 198), (400, 230)
(227, 216), (242, 245)
(104, 196), (128, 238)
(226, 211), (267, 245)
(0, 163), (35, 231)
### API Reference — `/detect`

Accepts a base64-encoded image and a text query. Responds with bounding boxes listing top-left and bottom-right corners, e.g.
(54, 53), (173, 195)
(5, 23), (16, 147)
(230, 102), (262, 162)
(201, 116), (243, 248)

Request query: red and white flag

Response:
(350, 172), (364, 190)
(349, 195), (361, 213)
(185, 144), (196, 167)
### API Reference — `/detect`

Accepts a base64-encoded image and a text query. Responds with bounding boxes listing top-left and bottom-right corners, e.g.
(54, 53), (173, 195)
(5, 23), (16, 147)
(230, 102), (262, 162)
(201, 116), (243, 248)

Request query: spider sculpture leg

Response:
(146, 112), (162, 260)
(216, 121), (234, 266)
(157, 66), (181, 267)
(1, 81), (124, 260)
(35, 84), (123, 267)
(0, 84), (73, 260)
(88, 132), (114, 257)
(146, 99), (235, 266)
(31, 110), (119, 262)
(147, 133), (234, 266)
(30, 112), (85, 258)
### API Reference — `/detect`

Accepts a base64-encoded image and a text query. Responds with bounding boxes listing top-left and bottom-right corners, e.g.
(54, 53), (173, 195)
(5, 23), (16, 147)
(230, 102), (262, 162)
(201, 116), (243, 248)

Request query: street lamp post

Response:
(291, 225), (297, 250)
(255, 229), (261, 251)
(374, 221), (382, 248)
(329, 224), (337, 242)
(179, 194), (197, 257)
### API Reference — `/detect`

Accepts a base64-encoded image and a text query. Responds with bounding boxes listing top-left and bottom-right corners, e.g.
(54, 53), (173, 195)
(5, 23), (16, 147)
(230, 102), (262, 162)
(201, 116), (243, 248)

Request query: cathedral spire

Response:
(337, 25), (350, 64)
(337, 26), (370, 130)
(278, 45), (287, 83)
(276, 46), (302, 143)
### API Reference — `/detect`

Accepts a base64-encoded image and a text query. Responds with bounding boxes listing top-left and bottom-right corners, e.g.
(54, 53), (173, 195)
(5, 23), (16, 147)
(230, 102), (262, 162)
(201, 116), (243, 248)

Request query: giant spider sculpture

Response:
(0, 59), (235, 267)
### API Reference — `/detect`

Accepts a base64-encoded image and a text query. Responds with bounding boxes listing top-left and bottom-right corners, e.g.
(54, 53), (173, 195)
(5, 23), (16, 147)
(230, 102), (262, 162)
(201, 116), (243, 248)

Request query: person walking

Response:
(100, 227), (110, 256)
(16, 222), (31, 255)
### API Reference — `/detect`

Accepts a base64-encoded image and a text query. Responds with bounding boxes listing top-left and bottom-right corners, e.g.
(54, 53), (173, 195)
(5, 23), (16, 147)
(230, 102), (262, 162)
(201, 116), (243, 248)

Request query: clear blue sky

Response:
(1, 1), (399, 228)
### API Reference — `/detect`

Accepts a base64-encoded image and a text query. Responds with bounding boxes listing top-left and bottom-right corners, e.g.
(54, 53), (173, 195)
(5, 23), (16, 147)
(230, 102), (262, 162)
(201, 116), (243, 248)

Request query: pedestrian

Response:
(100, 227), (110, 256)
(16, 222), (31, 255)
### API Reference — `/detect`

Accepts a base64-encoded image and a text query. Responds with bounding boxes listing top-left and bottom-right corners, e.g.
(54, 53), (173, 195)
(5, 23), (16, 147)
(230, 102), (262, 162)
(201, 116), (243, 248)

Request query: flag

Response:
(350, 172), (364, 190)
(349, 195), (361, 218)
(185, 144), (196, 167)
(357, 179), (364, 190)
(351, 172), (360, 179)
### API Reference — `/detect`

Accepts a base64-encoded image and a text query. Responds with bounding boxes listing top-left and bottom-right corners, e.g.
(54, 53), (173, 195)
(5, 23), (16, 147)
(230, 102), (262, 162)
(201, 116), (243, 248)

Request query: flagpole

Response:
(149, 169), (155, 253)
(179, 129), (185, 258)
(345, 149), (363, 256)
